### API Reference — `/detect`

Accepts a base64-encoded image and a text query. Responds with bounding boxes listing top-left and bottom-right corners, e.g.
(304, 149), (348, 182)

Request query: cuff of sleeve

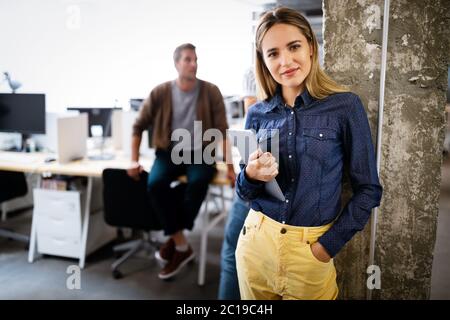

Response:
(240, 167), (263, 187)
(237, 168), (263, 196)
(318, 229), (347, 258)
(132, 126), (144, 137)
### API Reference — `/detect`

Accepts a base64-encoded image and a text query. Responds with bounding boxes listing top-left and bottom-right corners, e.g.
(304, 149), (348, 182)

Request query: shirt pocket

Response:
(303, 127), (339, 165)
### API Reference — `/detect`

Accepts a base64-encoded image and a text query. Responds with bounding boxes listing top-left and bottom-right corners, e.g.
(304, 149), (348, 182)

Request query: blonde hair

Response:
(255, 7), (348, 101)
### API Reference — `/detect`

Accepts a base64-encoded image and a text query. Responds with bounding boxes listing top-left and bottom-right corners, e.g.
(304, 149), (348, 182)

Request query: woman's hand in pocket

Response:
(310, 242), (331, 263)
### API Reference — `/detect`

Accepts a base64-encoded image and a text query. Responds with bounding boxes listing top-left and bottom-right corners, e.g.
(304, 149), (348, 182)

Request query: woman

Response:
(235, 7), (382, 300)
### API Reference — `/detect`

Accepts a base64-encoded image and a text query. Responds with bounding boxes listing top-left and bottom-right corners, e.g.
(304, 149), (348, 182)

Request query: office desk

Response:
(0, 151), (153, 176)
(0, 150), (235, 282)
(0, 151), (49, 173)
(0, 150), (154, 268)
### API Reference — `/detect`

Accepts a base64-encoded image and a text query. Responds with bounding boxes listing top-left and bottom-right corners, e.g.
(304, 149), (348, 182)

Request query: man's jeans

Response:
(147, 149), (216, 235)
(218, 196), (250, 300)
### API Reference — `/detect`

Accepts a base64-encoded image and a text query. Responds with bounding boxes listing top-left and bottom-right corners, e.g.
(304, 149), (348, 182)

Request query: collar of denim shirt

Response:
(261, 86), (315, 113)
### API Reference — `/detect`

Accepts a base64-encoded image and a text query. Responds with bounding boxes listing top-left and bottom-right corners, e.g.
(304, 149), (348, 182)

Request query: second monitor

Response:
(67, 107), (121, 137)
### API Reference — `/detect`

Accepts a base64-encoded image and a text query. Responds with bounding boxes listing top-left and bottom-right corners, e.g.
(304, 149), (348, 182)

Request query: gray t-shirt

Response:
(171, 80), (201, 151)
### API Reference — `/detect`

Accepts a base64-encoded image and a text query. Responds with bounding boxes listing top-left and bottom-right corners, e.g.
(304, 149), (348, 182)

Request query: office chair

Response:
(103, 168), (187, 279)
(0, 170), (30, 244)
(102, 168), (160, 279)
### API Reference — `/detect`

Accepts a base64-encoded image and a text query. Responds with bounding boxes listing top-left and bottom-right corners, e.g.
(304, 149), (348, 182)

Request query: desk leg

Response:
(1, 203), (7, 222)
(198, 186), (228, 286)
(198, 189), (210, 286)
(28, 175), (41, 263)
(79, 177), (93, 269)
(27, 215), (37, 263)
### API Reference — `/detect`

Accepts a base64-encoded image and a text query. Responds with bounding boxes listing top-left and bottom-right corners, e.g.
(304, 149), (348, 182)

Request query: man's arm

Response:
(128, 90), (157, 180)
(207, 83), (235, 186)
(127, 133), (144, 181)
(131, 134), (142, 163)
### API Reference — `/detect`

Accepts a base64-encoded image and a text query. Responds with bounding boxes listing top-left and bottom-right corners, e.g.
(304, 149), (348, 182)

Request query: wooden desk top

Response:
(0, 150), (235, 185)
(0, 150), (152, 177)
(0, 151), (49, 174)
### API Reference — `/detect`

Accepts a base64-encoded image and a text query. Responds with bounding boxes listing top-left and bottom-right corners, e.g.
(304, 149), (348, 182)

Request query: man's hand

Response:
(227, 164), (236, 188)
(310, 242), (331, 263)
(127, 161), (143, 181)
(245, 149), (279, 182)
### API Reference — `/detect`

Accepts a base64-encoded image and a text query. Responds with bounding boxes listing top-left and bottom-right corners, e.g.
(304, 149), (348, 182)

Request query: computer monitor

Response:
(0, 93), (46, 151)
(66, 107), (121, 137)
(0, 93), (46, 135)
(223, 96), (244, 123)
(129, 98), (144, 111)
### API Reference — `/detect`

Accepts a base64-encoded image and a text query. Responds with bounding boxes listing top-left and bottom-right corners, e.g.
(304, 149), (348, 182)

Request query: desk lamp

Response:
(2, 72), (22, 93)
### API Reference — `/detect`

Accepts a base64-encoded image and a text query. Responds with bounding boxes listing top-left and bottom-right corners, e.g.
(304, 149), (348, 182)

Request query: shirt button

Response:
(291, 111), (294, 115)
(285, 199), (289, 203)
(280, 228), (287, 234)
(288, 155), (292, 159)
(289, 132), (292, 135)
(319, 133), (323, 138)
(291, 178), (295, 182)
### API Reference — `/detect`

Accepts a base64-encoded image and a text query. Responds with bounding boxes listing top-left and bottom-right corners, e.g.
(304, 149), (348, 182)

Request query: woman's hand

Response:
(245, 149), (279, 182)
(310, 242), (331, 263)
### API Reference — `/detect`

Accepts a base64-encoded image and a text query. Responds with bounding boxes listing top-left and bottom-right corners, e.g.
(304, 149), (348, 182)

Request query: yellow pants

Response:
(236, 209), (338, 300)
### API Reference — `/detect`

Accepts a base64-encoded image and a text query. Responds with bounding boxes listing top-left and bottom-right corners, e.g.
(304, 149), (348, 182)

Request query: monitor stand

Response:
(88, 136), (115, 161)
(1, 133), (34, 152)
(88, 110), (115, 161)
(5, 133), (30, 152)
(20, 133), (30, 152)
(89, 153), (115, 161)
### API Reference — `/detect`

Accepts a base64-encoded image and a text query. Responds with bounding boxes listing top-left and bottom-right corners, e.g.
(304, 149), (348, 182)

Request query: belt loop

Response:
(302, 228), (309, 243)
(257, 213), (264, 230)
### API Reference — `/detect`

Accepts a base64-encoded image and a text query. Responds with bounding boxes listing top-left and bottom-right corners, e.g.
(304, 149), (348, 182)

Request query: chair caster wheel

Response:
(112, 270), (123, 279)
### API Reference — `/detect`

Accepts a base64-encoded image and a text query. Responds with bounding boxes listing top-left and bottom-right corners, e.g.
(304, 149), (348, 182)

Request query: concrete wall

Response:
(323, 0), (449, 299)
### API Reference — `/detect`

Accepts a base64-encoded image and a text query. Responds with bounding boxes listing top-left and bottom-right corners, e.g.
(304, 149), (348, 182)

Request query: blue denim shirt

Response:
(236, 89), (383, 257)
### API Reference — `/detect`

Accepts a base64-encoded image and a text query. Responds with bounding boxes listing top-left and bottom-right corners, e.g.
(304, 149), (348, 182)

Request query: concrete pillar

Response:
(323, 0), (449, 299)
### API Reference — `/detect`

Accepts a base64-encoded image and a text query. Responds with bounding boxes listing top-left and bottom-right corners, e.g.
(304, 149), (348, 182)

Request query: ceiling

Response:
(238, 0), (322, 15)
(277, 0), (322, 15)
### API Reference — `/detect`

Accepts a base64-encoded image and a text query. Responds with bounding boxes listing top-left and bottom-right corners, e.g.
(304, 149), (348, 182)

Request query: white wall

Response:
(0, 0), (255, 112)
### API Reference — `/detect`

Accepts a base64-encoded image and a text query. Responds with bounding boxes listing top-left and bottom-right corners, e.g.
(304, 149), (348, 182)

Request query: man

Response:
(127, 43), (235, 280)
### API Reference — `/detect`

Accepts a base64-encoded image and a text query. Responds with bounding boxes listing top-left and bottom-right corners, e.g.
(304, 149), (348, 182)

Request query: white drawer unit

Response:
(34, 189), (82, 238)
(37, 234), (81, 258)
(28, 177), (116, 268)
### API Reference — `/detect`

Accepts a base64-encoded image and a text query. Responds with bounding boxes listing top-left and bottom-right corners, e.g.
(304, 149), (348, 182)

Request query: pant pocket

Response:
(305, 242), (332, 265)
(238, 211), (262, 241)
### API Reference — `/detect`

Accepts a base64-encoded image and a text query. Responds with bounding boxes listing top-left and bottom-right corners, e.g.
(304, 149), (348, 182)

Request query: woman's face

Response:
(261, 23), (312, 93)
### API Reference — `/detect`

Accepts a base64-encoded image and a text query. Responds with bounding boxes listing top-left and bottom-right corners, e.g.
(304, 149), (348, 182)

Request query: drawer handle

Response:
(52, 237), (66, 245)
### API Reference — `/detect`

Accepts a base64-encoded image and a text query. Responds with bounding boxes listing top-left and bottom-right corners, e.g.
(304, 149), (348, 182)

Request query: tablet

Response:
(228, 129), (285, 202)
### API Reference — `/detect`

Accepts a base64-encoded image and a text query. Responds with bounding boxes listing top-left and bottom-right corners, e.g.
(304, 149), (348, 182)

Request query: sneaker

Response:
(155, 238), (175, 266)
(158, 246), (195, 280)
